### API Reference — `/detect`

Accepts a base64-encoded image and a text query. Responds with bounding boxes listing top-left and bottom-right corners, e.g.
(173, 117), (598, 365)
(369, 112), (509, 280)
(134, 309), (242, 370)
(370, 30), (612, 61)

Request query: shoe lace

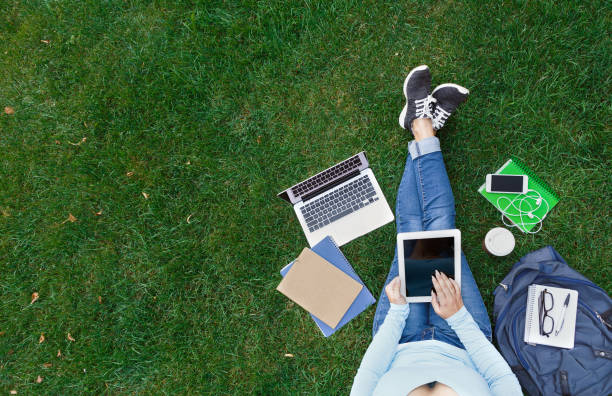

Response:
(432, 99), (451, 130)
(414, 95), (434, 120)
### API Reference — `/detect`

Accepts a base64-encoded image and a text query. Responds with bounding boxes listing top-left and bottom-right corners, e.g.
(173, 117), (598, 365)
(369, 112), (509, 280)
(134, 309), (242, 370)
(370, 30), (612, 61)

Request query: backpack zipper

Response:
(512, 307), (530, 369)
(548, 276), (605, 293)
(547, 277), (605, 326)
(496, 269), (543, 325)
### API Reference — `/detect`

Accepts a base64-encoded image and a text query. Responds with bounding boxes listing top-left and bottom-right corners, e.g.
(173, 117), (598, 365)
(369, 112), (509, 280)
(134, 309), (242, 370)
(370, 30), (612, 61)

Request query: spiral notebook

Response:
(478, 157), (560, 233)
(524, 284), (578, 349)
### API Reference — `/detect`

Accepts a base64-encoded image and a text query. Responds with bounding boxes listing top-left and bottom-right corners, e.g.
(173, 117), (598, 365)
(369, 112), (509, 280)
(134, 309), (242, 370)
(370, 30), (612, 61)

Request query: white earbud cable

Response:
(496, 189), (549, 234)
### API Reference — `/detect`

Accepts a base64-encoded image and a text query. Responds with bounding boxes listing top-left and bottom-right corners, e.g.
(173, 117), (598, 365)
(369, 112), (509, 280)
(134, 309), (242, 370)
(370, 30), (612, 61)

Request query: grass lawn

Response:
(0, 0), (610, 394)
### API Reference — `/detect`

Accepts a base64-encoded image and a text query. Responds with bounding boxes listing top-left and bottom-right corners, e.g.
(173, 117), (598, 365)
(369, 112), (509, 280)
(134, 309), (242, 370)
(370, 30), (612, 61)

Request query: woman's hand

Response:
(431, 270), (463, 319)
(385, 276), (407, 305)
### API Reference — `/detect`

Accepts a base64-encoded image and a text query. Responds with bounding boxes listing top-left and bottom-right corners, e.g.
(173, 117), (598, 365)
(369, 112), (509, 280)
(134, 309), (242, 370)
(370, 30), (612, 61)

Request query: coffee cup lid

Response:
(485, 227), (515, 256)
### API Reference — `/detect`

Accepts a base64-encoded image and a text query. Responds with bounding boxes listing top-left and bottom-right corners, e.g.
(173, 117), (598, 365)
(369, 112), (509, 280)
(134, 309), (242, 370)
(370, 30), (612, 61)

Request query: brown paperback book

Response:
(277, 247), (363, 328)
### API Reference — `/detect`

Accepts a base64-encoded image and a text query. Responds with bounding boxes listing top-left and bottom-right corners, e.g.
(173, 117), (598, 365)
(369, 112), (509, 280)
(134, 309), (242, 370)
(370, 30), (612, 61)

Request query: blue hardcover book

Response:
(280, 236), (376, 337)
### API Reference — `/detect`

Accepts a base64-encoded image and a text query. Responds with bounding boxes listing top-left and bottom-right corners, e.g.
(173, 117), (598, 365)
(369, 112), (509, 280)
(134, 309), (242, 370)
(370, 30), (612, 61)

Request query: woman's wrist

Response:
(389, 302), (410, 314)
(445, 305), (468, 324)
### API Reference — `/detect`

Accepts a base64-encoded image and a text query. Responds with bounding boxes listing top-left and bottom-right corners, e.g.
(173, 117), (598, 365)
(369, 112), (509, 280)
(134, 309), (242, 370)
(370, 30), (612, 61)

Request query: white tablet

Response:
(397, 229), (461, 303)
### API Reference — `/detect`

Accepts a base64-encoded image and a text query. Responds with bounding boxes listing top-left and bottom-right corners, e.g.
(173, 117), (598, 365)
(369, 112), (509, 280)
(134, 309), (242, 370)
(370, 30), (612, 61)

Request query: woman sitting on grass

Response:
(350, 65), (521, 396)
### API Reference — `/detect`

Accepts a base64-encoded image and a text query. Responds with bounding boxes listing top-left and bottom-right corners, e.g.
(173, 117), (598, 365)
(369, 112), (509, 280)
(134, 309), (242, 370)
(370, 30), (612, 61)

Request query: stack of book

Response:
(277, 236), (375, 337)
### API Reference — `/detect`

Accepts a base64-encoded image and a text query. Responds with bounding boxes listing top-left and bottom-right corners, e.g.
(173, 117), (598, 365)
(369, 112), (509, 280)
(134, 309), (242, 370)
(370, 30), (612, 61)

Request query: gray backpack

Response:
(493, 246), (612, 396)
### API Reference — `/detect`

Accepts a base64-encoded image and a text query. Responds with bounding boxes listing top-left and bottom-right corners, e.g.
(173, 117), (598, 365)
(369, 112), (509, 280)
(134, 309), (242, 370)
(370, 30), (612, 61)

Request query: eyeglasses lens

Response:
(543, 292), (553, 310)
(542, 315), (554, 334)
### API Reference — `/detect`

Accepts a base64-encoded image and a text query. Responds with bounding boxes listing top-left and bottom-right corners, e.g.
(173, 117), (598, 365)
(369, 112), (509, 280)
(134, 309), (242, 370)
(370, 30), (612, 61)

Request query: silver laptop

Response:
(278, 152), (394, 247)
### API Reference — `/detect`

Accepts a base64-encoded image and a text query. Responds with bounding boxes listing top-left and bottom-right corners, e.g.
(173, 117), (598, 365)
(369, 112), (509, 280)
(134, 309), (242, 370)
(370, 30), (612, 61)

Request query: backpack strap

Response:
(510, 365), (538, 396)
(560, 371), (571, 396)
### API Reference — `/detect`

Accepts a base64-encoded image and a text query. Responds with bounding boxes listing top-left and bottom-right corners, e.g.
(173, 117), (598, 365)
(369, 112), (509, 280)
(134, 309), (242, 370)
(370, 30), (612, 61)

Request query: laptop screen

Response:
(277, 152), (368, 204)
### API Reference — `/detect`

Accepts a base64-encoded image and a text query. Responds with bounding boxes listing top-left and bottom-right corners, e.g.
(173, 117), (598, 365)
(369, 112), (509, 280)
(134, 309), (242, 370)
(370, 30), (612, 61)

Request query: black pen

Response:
(554, 293), (571, 336)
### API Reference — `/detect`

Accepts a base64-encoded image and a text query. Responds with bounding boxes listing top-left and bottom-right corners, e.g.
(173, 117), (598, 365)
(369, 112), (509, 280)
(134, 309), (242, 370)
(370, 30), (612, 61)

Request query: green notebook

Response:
(478, 157), (559, 233)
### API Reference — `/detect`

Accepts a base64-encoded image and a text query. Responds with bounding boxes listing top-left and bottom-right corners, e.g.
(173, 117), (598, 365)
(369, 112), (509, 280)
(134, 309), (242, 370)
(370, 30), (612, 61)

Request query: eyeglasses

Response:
(539, 288), (555, 337)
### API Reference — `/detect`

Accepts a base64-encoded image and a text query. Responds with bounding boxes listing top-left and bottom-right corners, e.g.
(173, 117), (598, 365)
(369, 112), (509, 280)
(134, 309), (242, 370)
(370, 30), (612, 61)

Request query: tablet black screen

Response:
(403, 237), (455, 297)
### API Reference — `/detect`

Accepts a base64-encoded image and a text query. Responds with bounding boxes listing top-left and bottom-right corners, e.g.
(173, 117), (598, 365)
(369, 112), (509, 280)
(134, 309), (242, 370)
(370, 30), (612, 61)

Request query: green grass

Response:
(0, 0), (610, 394)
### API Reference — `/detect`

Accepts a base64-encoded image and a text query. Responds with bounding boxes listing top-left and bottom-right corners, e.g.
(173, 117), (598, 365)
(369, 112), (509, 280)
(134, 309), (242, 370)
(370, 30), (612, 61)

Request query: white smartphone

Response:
(486, 174), (528, 194)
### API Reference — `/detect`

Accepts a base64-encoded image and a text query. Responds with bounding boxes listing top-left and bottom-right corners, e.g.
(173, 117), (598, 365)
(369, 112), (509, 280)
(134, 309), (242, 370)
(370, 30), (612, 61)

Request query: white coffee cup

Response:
(483, 227), (515, 256)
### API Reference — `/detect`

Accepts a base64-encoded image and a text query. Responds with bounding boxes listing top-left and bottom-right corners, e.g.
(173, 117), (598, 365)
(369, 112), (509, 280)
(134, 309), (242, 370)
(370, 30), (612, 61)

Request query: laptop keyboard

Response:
(291, 154), (362, 200)
(300, 175), (379, 232)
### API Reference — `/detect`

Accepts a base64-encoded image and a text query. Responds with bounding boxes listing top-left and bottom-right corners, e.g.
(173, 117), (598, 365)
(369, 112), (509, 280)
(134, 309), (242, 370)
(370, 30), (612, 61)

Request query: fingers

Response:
(385, 276), (403, 303)
(432, 271), (450, 299)
(437, 270), (452, 291)
(431, 274), (445, 299)
(431, 290), (440, 313)
(449, 277), (461, 295)
(441, 273), (460, 297)
(386, 277), (400, 294)
(385, 279), (393, 297)
(435, 270), (459, 297)
(392, 276), (400, 290)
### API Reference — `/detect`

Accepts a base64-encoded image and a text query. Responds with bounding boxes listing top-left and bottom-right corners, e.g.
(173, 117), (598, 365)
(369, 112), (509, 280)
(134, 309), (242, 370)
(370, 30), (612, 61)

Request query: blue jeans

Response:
(372, 137), (492, 348)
